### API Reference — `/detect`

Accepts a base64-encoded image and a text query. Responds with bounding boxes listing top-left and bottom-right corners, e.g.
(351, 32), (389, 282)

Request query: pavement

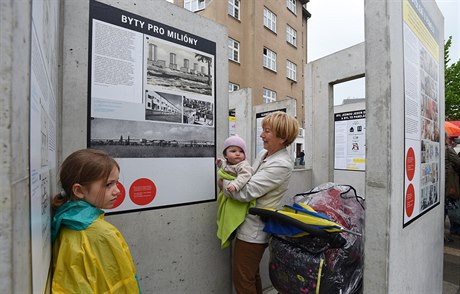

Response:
(263, 221), (460, 294)
(444, 219), (460, 294)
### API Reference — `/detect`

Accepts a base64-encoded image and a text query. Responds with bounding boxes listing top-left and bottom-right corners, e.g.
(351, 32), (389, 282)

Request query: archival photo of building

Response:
(145, 36), (214, 97)
(145, 90), (183, 123)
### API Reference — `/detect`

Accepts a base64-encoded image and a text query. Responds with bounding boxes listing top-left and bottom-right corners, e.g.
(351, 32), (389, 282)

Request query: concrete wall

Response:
(1, 0), (62, 292)
(229, 88), (254, 162)
(364, 0), (445, 293)
(0, 0), (33, 292)
(61, 0), (230, 293)
(305, 43), (365, 188)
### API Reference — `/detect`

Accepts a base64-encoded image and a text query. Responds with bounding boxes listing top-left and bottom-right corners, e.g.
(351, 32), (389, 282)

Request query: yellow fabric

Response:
(263, 202), (342, 237)
(316, 257), (324, 294)
(52, 215), (140, 294)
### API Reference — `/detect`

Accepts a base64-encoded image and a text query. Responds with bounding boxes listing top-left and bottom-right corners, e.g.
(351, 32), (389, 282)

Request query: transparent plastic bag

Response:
(269, 182), (364, 294)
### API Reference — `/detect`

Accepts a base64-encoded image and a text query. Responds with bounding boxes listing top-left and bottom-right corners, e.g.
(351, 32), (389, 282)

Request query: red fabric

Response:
(449, 121), (460, 128)
(446, 121), (460, 137)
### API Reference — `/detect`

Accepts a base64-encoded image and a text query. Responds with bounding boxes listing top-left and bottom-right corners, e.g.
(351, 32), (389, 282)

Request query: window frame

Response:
(184, 0), (205, 12)
(228, 38), (240, 63)
(228, 0), (240, 20)
(287, 0), (296, 14)
(286, 60), (297, 81)
(263, 47), (277, 72)
(263, 88), (277, 104)
(228, 82), (240, 92)
(286, 96), (297, 117)
(286, 25), (297, 47)
(263, 7), (277, 33)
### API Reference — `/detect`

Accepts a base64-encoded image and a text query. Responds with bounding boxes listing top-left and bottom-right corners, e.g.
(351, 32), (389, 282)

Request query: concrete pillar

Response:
(0, 0), (33, 292)
(364, 0), (445, 292)
(305, 43), (365, 187)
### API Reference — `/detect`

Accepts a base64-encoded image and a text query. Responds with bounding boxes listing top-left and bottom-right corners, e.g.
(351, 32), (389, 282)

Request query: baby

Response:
(217, 135), (253, 192)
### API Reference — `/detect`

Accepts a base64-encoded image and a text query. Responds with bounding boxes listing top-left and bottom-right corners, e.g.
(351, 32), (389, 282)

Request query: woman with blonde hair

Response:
(218, 111), (299, 294)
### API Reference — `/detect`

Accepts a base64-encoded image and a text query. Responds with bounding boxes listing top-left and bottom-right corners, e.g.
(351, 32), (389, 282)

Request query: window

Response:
(184, 0), (205, 12)
(263, 7), (277, 33)
(263, 88), (277, 104)
(228, 0), (240, 20)
(286, 25), (297, 47)
(286, 96), (297, 117)
(228, 38), (240, 62)
(286, 60), (297, 81)
(229, 82), (240, 92)
(263, 48), (277, 71)
(287, 0), (296, 14)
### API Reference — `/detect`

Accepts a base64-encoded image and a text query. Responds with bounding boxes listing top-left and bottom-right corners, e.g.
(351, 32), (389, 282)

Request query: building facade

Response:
(171, 0), (310, 128)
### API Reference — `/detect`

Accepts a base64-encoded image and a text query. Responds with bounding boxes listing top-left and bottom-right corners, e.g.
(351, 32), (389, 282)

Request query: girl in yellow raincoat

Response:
(51, 149), (141, 293)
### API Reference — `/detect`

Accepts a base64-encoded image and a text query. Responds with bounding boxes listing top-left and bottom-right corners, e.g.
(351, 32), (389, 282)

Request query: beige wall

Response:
(175, 0), (307, 127)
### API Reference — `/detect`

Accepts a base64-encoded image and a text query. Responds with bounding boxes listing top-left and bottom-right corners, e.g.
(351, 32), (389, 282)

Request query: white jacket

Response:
(223, 148), (294, 243)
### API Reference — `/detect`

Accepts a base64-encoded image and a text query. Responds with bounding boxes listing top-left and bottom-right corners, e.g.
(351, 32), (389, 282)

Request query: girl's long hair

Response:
(51, 148), (119, 211)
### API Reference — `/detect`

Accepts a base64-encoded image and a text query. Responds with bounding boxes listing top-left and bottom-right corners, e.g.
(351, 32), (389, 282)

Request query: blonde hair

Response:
(262, 111), (299, 146)
(51, 148), (119, 211)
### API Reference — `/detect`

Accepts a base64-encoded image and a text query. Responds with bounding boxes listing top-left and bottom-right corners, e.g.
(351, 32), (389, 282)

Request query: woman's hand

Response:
(217, 178), (223, 190)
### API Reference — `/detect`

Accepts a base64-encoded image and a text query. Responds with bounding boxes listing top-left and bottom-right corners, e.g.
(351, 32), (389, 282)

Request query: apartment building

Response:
(170, 0), (310, 128)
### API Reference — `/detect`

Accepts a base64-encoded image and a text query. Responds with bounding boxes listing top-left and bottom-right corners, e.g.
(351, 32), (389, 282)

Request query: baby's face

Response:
(225, 146), (245, 165)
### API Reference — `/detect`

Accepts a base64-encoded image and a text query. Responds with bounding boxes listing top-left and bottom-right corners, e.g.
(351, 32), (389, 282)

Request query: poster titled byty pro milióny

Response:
(88, 1), (216, 214)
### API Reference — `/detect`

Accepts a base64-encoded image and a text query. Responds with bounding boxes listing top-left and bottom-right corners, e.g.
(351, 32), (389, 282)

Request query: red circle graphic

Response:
(111, 181), (126, 209)
(405, 184), (415, 217)
(129, 178), (157, 206)
(406, 147), (416, 181)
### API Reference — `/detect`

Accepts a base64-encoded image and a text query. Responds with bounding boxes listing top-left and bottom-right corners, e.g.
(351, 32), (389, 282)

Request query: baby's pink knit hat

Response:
(223, 135), (246, 155)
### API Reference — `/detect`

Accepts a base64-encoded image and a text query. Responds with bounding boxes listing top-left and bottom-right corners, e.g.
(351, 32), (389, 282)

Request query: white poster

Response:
(89, 1), (216, 213)
(403, 0), (441, 226)
(30, 0), (59, 291)
(255, 109), (286, 155)
(334, 110), (366, 171)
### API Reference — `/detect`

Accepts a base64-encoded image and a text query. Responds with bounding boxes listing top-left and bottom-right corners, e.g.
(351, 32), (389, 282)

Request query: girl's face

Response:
(260, 124), (286, 156)
(225, 146), (246, 165)
(83, 166), (120, 209)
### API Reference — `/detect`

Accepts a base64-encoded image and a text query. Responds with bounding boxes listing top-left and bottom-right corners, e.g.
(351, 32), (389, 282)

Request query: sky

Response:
(306, 0), (460, 104)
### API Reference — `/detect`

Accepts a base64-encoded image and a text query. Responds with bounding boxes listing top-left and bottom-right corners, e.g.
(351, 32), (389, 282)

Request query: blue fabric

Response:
(51, 201), (104, 242)
(264, 219), (304, 235)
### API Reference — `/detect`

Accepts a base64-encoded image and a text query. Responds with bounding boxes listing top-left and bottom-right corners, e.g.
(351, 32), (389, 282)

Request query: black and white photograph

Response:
(145, 36), (213, 96)
(90, 117), (215, 158)
(183, 97), (214, 126)
(145, 90), (183, 123)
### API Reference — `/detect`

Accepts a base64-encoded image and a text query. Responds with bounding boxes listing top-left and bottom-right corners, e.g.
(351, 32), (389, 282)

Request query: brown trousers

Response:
(232, 239), (268, 294)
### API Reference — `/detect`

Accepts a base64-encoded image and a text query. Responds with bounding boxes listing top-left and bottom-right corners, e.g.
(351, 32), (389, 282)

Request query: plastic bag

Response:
(269, 182), (364, 294)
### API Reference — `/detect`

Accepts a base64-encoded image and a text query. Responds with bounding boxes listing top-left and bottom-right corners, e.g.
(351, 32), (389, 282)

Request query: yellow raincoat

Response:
(52, 201), (140, 293)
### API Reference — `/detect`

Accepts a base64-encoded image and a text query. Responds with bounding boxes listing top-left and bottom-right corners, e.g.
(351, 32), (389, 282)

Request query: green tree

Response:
(445, 36), (460, 120)
(195, 54), (212, 86)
